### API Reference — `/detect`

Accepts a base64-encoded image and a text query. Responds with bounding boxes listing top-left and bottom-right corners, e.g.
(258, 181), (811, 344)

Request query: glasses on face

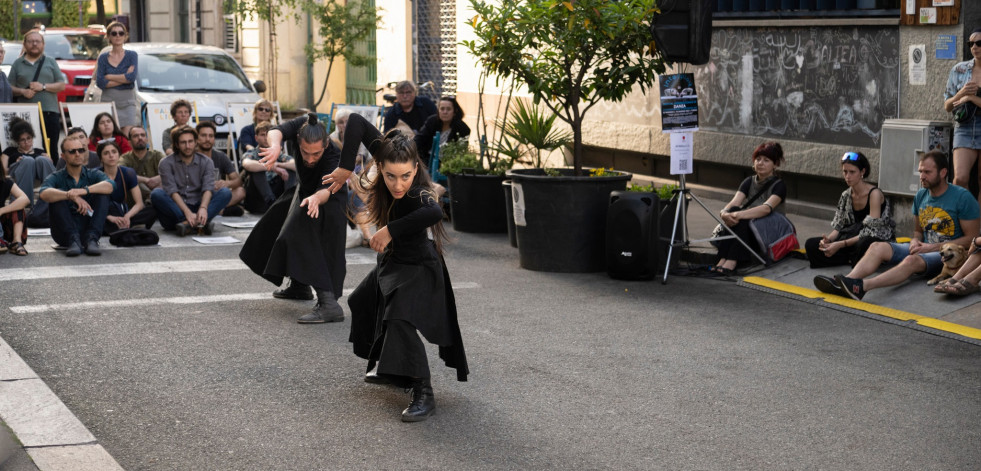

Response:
(256, 107), (271, 113)
(65, 147), (87, 155)
(109, 30), (126, 37)
(842, 152), (861, 162)
(25, 39), (42, 45)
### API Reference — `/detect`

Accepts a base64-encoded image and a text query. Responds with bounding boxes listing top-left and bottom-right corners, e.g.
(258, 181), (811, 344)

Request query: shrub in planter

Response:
(440, 140), (509, 233)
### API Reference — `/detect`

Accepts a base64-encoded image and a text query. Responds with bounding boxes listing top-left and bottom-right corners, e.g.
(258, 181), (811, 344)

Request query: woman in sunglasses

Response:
(239, 99), (275, 154)
(805, 151), (895, 269)
(95, 21), (139, 135)
(944, 28), (981, 206)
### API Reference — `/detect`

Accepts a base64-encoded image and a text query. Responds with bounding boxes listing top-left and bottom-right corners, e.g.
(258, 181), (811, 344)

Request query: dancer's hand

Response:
(321, 168), (353, 194)
(369, 227), (392, 253)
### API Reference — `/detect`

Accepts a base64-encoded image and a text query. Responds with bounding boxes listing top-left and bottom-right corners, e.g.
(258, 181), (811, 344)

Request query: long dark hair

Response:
(97, 139), (122, 165)
(362, 129), (448, 255)
(91, 112), (123, 140)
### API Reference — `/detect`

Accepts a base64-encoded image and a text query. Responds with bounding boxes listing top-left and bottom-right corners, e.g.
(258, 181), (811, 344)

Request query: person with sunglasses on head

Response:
(806, 152), (895, 269)
(238, 99), (275, 155)
(816, 151), (980, 301)
(945, 28), (981, 207)
(95, 21), (139, 136)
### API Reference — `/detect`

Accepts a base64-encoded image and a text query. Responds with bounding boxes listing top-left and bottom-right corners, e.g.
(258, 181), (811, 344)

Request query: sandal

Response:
(941, 278), (980, 297)
(9, 242), (26, 256)
(933, 278), (956, 293)
(709, 266), (736, 277)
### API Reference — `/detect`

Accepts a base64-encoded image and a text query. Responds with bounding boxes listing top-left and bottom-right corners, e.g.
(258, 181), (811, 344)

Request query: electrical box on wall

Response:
(878, 119), (953, 196)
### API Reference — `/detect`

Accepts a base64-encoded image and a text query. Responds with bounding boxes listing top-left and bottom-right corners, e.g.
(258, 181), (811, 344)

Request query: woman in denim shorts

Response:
(944, 28), (981, 206)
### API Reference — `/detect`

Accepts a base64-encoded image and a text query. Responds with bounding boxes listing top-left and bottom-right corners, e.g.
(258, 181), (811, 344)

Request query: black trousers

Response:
(374, 319), (430, 387)
(42, 111), (61, 164)
(804, 235), (879, 268)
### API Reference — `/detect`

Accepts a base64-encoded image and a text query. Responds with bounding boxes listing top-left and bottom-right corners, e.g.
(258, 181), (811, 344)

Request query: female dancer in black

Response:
(326, 114), (468, 422)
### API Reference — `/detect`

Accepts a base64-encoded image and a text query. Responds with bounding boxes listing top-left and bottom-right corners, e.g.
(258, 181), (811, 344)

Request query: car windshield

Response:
(2, 43), (21, 65)
(44, 33), (107, 60)
(139, 52), (253, 93)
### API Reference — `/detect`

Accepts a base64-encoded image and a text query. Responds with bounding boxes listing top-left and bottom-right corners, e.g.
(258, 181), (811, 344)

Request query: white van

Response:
(85, 42), (265, 152)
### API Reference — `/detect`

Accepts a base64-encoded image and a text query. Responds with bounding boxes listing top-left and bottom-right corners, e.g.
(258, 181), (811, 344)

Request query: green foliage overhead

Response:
(0, 1), (14, 40)
(301, 0), (381, 107)
(465, 0), (667, 176)
(51, 0), (80, 28)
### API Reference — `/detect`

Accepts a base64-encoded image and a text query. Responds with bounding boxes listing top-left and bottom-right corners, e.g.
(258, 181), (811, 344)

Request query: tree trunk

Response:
(96, 0), (106, 25)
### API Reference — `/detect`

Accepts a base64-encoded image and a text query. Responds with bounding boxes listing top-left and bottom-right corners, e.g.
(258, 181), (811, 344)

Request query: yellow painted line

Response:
(742, 276), (981, 341)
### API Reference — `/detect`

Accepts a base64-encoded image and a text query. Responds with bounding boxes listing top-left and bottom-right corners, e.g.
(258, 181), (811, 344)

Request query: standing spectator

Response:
(88, 112), (132, 154)
(9, 29), (67, 163)
(382, 80), (437, 133)
(120, 126), (164, 203)
(38, 134), (114, 256)
(0, 158), (31, 255)
(57, 127), (101, 170)
(241, 121), (295, 214)
(150, 125), (231, 236)
(196, 121), (245, 216)
(0, 42), (12, 103)
(95, 21), (139, 135)
(97, 140), (156, 233)
(414, 95), (471, 162)
(1, 117), (56, 208)
(161, 99), (193, 155)
(238, 98), (274, 154)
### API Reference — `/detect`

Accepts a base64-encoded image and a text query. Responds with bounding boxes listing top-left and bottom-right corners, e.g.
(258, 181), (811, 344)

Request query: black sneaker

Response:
(84, 238), (101, 256)
(835, 275), (865, 300)
(202, 221), (215, 236)
(176, 223), (192, 237)
(813, 275), (846, 297)
(223, 205), (244, 217)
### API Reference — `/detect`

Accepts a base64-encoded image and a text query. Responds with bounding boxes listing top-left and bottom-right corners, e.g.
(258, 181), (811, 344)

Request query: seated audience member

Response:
(414, 95), (471, 162)
(382, 80), (437, 133)
(161, 98), (193, 155)
(1, 117), (56, 207)
(330, 110), (373, 243)
(195, 121), (245, 216)
(806, 152), (895, 268)
(238, 98), (275, 154)
(150, 125), (231, 236)
(57, 127), (101, 169)
(38, 135), (114, 256)
(815, 150), (980, 300)
(711, 142), (787, 275)
(0, 158), (31, 255)
(120, 126), (164, 203)
(97, 140), (156, 233)
(88, 112), (132, 154)
(242, 121), (296, 214)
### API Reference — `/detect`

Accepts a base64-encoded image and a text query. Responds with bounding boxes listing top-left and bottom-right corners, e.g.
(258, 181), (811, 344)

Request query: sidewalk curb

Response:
(0, 336), (123, 471)
(738, 276), (981, 346)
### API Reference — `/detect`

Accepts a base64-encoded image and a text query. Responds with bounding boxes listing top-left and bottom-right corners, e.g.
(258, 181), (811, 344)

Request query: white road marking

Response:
(10, 283), (480, 314)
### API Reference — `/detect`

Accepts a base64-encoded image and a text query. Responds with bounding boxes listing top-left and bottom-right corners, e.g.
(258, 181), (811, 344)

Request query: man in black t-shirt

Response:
(382, 80), (437, 133)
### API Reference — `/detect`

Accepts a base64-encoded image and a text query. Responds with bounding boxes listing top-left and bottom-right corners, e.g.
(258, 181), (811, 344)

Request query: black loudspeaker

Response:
(649, 0), (715, 65)
(606, 191), (659, 280)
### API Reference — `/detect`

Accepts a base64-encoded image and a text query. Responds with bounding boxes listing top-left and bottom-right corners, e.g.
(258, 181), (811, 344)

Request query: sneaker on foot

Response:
(176, 223), (192, 237)
(203, 221), (214, 235)
(84, 238), (101, 256)
(813, 275), (846, 297)
(835, 274), (865, 300)
(66, 239), (83, 257)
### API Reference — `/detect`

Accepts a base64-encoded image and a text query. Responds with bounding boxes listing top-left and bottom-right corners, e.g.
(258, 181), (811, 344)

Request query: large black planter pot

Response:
(507, 168), (631, 272)
(446, 172), (508, 233)
(502, 180), (518, 248)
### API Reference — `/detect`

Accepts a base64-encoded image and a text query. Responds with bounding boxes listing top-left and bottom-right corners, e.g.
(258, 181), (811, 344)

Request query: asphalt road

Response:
(1, 225), (980, 469)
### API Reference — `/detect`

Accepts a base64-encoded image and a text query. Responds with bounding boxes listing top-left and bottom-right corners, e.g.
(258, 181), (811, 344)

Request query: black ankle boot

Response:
(401, 379), (435, 422)
(273, 279), (313, 300)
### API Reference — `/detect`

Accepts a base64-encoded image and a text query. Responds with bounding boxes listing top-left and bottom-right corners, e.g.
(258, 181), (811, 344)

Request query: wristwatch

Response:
(42, 83), (46, 91)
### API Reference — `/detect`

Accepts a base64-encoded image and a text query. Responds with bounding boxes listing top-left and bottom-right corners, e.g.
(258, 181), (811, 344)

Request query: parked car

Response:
(86, 42), (266, 153)
(1, 42), (22, 76)
(42, 28), (108, 102)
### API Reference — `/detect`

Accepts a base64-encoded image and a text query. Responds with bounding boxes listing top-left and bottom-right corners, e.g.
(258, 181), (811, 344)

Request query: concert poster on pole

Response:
(659, 73), (698, 133)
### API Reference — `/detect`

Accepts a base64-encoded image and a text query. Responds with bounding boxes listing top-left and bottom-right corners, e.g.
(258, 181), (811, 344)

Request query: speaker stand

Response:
(661, 174), (766, 284)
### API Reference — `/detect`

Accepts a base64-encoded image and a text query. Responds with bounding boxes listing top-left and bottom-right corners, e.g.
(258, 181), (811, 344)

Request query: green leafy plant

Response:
(0, 1), (14, 40)
(627, 183), (654, 192)
(499, 98), (571, 169)
(439, 140), (482, 176)
(656, 184), (678, 201)
(465, 0), (667, 177)
(51, 0), (79, 28)
(589, 167), (616, 177)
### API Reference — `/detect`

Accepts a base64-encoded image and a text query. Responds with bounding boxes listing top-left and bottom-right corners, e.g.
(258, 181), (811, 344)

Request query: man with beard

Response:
(150, 125), (231, 236)
(239, 114), (348, 324)
(814, 150), (980, 301)
(195, 121), (245, 216)
(120, 126), (164, 203)
(8, 29), (67, 164)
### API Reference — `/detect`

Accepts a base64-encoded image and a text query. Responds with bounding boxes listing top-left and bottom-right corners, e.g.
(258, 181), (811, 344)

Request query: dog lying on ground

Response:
(927, 243), (968, 285)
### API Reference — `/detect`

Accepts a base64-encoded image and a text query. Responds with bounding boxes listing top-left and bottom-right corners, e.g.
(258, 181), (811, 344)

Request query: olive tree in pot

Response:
(465, 0), (667, 272)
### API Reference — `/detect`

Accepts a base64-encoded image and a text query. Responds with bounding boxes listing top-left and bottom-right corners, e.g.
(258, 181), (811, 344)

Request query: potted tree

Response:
(440, 139), (512, 233)
(465, 0), (668, 272)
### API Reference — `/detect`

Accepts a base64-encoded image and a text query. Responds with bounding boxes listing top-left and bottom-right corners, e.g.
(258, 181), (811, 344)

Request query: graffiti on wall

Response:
(693, 27), (900, 148)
